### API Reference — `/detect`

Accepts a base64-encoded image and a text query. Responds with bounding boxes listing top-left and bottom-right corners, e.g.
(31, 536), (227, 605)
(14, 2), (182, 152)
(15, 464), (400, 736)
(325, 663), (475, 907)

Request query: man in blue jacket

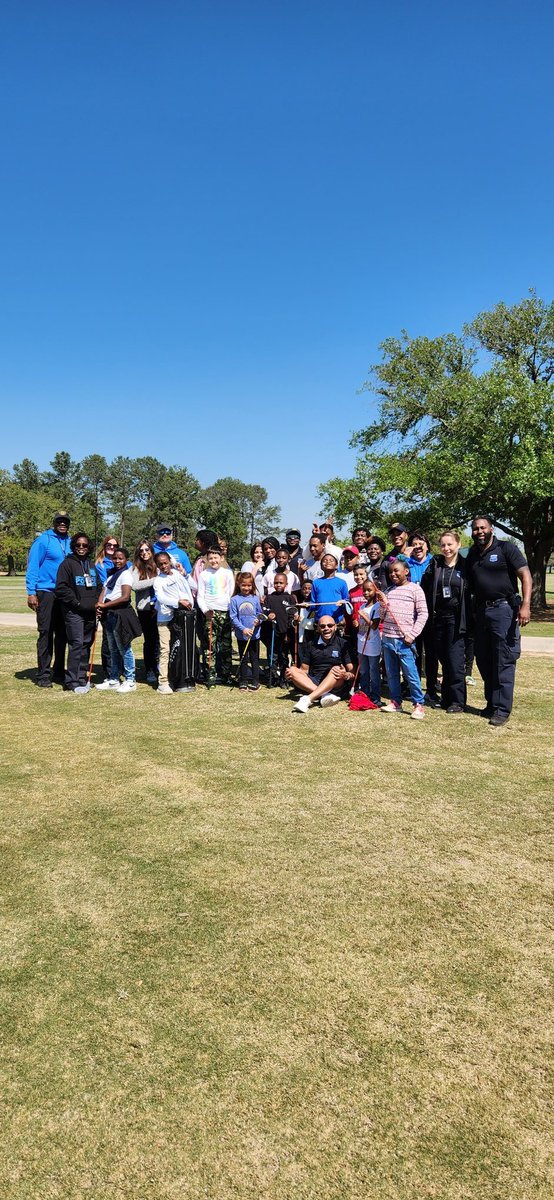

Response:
(26, 512), (71, 686)
(152, 523), (192, 573)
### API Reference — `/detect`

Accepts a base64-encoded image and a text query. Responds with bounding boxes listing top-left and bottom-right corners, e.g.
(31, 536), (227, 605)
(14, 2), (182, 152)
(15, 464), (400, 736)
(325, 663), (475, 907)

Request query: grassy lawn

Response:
(1, 630), (552, 1199)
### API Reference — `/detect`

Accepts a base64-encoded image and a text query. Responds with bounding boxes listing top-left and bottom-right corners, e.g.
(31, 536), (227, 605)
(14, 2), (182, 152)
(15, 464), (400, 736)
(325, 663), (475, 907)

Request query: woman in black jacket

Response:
(55, 533), (103, 693)
(427, 530), (471, 713)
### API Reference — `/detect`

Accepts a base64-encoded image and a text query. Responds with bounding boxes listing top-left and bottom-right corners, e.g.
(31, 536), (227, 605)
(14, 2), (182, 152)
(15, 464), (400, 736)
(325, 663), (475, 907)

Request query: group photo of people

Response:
(25, 510), (532, 726)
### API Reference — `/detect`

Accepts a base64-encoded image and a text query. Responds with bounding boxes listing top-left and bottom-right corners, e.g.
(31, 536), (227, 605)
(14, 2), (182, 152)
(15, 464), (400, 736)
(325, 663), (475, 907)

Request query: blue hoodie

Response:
(26, 529), (71, 594)
(405, 552), (432, 584)
(152, 539), (192, 573)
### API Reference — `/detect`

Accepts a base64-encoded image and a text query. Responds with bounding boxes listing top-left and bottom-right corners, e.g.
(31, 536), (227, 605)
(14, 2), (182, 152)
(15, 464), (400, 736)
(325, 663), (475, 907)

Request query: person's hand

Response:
(175, 562), (186, 575)
(244, 626), (254, 636)
(206, 609), (214, 619)
(312, 522), (319, 535)
(404, 634), (414, 645)
(268, 612), (276, 620)
(27, 595), (39, 612)
(331, 664), (347, 680)
(179, 600), (192, 609)
(518, 602), (530, 626)
(285, 666), (294, 680)
(352, 619), (359, 628)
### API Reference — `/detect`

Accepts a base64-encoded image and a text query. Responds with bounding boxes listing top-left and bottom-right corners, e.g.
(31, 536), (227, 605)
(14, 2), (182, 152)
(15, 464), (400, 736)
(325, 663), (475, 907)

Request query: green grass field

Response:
(1, 629), (552, 1199)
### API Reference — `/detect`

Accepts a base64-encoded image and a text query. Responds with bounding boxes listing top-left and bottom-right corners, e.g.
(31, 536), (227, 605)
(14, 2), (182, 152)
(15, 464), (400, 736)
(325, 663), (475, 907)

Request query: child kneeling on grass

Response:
(153, 552), (195, 695)
(380, 555), (428, 719)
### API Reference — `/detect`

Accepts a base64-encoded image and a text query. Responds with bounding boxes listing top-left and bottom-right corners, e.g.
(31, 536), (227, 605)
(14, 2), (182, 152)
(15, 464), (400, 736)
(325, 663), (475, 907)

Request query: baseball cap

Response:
(388, 523), (407, 534)
(54, 512), (70, 526)
(156, 523), (172, 535)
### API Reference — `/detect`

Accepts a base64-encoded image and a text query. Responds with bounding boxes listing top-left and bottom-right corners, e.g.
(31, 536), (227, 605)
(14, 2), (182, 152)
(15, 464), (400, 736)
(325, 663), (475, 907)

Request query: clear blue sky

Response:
(1, 0), (552, 542)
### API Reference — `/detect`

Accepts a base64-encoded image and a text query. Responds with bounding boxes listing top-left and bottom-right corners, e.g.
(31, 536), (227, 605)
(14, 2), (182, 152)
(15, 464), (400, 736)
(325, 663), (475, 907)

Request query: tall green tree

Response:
(13, 458), (42, 491)
(104, 457), (140, 545)
(42, 451), (81, 509)
(320, 293), (554, 609)
(197, 478), (282, 564)
(80, 454), (109, 548)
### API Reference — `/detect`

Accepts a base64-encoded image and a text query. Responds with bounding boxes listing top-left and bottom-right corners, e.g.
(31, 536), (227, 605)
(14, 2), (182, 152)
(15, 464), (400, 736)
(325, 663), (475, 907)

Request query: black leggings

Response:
(137, 606), (159, 676)
(238, 638), (260, 685)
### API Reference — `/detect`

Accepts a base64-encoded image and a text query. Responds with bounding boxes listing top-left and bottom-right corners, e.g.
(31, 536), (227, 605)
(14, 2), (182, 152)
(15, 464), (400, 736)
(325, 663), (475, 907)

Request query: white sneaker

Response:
(465, 675), (476, 686)
(293, 695), (312, 713)
(157, 683), (173, 695)
(320, 693), (341, 708)
(411, 703), (425, 720)
(117, 681), (137, 694)
(174, 686), (195, 693)
(95, 680), (119, 690)
(381, 701), (401, 713)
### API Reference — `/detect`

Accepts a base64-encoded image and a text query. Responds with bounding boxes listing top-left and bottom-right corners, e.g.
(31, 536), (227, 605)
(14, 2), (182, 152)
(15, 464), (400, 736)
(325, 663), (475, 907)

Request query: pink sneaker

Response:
(381, 701), (401, 713)
(411, 703), (425, 720)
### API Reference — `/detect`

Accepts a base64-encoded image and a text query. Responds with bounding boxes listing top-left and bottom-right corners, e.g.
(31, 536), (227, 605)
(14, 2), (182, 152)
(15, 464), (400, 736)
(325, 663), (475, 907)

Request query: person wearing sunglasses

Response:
(26, 511), (72, 687)
(152, 523), (192, 574)
(285, 615), (354, 713)
(131, 540), (159, 684)
(55, 533), (102, 693)
(94, 535), (120, 585)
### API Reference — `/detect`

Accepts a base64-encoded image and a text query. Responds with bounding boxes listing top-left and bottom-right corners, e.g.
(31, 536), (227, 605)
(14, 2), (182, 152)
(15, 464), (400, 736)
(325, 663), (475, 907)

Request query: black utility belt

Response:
(482, 596), (517, 610)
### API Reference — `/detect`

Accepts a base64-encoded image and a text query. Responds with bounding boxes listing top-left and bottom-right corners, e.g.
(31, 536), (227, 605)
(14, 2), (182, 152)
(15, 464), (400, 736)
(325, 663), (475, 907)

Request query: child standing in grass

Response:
(380, 556), (428, 719)
(357, 579), (382, 706)
(196, 546), (235, 685)
(153, 552), (195, 695)
(229, 572), (264, 691)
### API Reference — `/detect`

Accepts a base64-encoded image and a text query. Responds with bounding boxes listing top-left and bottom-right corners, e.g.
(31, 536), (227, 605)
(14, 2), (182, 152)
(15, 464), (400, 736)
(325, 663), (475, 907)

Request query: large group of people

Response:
(25, 512), (532, 725)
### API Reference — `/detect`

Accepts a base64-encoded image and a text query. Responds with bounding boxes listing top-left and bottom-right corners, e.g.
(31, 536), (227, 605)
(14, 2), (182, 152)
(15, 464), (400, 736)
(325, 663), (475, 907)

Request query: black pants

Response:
(465, 633), (475, 676)
(433, 613), (466, 709)
(63, 609), (96, 689)
(169, 609), (197, 689)
(137, 606), (159, 676)
(261, 626), (292, 676)
(415, 624), (439, 693)
(474, 602), (521, 716)
(36, 590), (67, 683)
(237, 637), (260, 685)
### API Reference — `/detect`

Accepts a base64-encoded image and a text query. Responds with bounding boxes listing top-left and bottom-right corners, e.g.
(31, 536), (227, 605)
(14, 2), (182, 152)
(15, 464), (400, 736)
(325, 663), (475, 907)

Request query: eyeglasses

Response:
(106, 542), (117, 548)
(139, 547), (151, 553)
(75, 542), (89, 548)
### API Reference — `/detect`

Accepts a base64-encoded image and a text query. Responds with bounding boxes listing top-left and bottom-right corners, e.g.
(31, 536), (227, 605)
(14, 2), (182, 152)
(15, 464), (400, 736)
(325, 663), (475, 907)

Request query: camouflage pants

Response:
(207, 611), (232, 683)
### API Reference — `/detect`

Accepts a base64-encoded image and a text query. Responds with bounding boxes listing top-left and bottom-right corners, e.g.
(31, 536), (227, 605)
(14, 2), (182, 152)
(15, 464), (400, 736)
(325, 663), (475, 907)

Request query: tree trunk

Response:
(523, 536), (552, 611)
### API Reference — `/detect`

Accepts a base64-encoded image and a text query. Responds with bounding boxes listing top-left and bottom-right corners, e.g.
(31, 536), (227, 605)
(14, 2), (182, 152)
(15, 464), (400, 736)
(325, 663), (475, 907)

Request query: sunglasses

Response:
(75, 542), (89, 548)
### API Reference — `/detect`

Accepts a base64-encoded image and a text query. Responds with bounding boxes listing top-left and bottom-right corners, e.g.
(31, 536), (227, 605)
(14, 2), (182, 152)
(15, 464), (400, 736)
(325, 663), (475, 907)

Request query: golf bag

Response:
(168, 608), (198, 690)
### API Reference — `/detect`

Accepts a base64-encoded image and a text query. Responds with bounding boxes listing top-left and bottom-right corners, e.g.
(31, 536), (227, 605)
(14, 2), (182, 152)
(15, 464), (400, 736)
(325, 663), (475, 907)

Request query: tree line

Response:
(0, 454), (281, 569)
(319, 292), (554, 611)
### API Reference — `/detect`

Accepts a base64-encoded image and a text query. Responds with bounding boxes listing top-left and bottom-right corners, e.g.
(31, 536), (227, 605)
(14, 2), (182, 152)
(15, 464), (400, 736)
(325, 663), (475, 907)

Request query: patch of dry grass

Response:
(0, 631), (552, 1198)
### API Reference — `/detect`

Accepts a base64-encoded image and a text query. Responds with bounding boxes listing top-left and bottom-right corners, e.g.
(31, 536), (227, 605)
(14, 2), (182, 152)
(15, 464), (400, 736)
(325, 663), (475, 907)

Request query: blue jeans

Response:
(382, 638), (424, 706)
(359, 654), (381, 704)
(105, 611), (135, 683)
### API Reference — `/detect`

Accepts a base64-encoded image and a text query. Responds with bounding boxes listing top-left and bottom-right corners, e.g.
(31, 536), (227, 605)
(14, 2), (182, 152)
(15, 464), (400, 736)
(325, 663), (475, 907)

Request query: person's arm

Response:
(25, 536), (44, 609)
(517, 565), (532, 625)
(407, 586), (428, 643)
(55, 560), (77, 608)
(196, 572), (209, 614)
(98, 584), (132, 611)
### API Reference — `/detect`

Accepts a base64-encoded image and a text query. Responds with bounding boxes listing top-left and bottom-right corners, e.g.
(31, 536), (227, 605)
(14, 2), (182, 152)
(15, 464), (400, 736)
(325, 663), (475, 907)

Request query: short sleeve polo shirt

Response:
(466, 538), (526, 602)
(301, 633), (351, 682)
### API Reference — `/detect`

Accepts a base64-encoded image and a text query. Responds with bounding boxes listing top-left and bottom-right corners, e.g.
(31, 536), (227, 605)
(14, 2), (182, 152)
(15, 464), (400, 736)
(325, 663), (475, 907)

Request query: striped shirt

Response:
(381, 583), (428, 641)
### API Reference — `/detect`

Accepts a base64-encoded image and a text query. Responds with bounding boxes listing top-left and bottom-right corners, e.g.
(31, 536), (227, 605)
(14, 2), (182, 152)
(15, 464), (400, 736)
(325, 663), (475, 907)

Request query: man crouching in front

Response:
(285, 616), (354, 713)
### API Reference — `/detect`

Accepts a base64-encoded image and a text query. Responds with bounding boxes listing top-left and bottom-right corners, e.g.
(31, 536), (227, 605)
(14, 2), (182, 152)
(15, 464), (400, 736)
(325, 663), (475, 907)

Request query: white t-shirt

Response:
(357, 602), (381, 656)
(105, 567), (133, 604)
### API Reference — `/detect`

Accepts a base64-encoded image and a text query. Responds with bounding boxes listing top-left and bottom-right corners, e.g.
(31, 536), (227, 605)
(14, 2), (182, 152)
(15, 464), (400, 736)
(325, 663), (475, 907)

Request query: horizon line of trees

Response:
(318, 291), (554, 611)
(0, 453), (282, 569)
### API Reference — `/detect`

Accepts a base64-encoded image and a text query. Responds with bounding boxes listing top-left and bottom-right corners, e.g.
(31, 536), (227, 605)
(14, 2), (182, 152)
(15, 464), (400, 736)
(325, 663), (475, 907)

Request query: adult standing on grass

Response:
(465, 516), (532, 727)
(130, 540), (159, 684)
(26, 511), (71, 687)
(285, 615), (354, 712)
(94, 534), (120, 682)
(426, 531), (471, 714)
(55, 533), (102, 694)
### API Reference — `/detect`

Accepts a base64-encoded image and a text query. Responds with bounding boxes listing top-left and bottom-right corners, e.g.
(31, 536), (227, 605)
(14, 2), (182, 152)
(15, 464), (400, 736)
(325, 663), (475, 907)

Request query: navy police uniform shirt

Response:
(466, 537), (526, 603)
(301, 631), (351, 683)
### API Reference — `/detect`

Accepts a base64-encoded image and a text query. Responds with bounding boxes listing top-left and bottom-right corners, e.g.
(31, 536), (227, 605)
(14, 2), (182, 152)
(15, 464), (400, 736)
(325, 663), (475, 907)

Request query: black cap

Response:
(286, 528), (301, 538)
(54, 512), (70, 526)
(389, 522), (407, 534)
(156, 522), (172, 535)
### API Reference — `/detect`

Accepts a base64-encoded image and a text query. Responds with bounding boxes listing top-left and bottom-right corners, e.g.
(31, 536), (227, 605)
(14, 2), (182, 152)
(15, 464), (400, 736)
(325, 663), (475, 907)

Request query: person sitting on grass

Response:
(229, 572), (264, 692)
(196, 545), (235, 685)
(152, 552), (195, 695)
(285, 615), (354, 713)
(380, 555), (428, 719)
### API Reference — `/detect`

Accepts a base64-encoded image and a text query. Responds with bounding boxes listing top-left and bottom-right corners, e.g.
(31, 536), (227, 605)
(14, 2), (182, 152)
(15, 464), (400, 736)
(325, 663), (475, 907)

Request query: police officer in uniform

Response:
(465, 516), (532, 726)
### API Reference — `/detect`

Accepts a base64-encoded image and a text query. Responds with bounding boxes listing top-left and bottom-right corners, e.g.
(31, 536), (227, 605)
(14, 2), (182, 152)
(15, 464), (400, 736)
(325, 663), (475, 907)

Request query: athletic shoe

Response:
(424, 691), (441, 708)
(146, 671), (158, 684)
(36, 680), (53, 688)
(411, 703), (425, 720)
(74, 684), (91, 695)
(117, 681), (137, 693)
(320, 693), (341, 708)
(381, 701), (401, 713)
(293, 695), (312, 713)
(465, 675), (476, 687)
(157, 683), (173, 695)
(479, 705), (493, 718)
(239, 684), (248, 692)
(95, 680), (119, 690)
(175, 685), (195, 693)
(446, 703), (463, 714)
(248, 683), (261, 692)
(489, 710), (509, 727)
